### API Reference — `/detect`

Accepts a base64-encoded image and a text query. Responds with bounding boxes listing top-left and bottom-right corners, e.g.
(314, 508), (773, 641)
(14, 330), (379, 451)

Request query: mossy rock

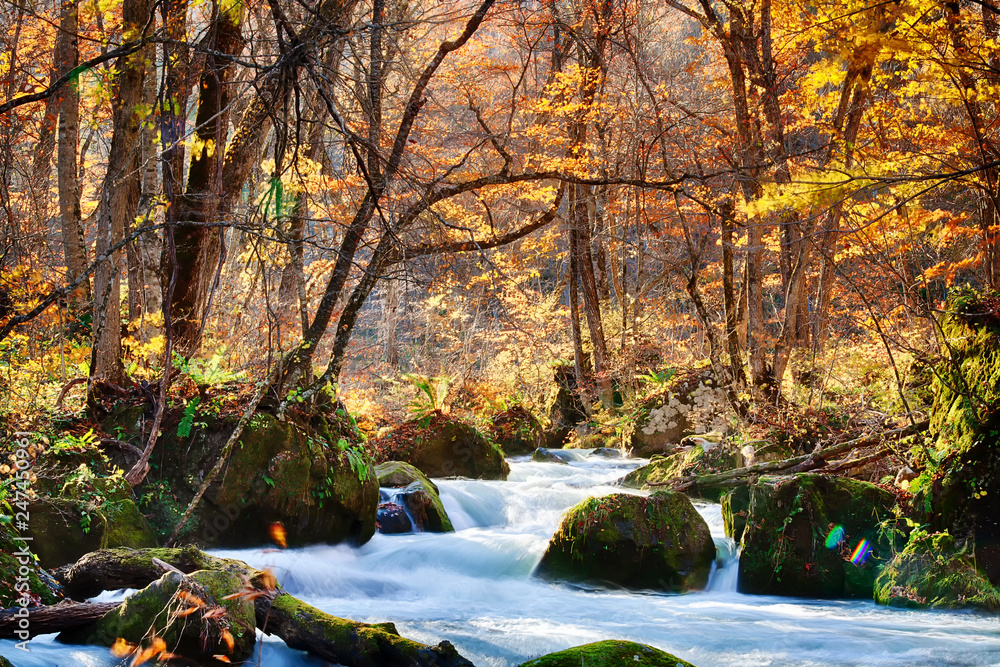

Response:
(370, 411), (509, 480)
(721, 485), (751, 542)
(0, 656), (13, 667)
(374, 462), (454, 532)
(489, 406), (544, 456)
(874, 530), (1000, 610)
(375, 461), (439, 491)
(518, 640), (697, 667)
(628, 368), (731, 458)
(738, 474), (900, 598)
(535, 492), (715, 592)
(0, 523), (62, 608)
(26, 472), (158, 569)
(75, 569), (256, 662)
(927, 293), (1000, 583)
(619, 444), (740, 498)
(131, 411), (378, 548)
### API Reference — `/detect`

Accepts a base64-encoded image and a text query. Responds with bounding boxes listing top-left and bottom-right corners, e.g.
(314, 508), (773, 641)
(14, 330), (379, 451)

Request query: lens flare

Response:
(825, 524), (845, 549)
(850, 538), (872, 565)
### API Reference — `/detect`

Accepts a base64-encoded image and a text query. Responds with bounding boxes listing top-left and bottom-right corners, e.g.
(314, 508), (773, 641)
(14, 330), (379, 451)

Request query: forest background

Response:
(0, 0), (997, 454)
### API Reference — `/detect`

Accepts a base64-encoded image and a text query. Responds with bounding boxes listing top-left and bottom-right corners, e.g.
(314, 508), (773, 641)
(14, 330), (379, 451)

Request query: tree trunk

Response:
(90, 0), (153, 390)
(166, 0), (244, 357)
(138, 45), (163, 344)
(56, 0), (90, 311)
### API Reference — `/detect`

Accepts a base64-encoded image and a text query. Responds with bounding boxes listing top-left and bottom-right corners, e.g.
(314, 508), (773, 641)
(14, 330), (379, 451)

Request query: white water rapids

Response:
(4, 453), (1000, 666)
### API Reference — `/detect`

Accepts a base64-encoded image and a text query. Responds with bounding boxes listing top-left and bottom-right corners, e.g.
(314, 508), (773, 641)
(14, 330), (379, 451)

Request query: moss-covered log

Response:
(48, 547), (474, 666)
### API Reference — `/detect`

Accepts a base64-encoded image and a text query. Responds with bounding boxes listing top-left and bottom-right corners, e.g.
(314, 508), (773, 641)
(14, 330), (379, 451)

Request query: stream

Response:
(4, 453), (1000, 666)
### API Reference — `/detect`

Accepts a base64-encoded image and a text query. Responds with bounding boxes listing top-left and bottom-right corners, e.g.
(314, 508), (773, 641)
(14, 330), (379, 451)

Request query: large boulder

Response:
(375, 462), (453, 533)
(926, 292), (1000, 583)
(518, 640), (697, 667)
(535, 492), (716, 592)
(628, 368), (732, 458)
(26, 469), (158, 569)
(76, 569), (257, 663)
(619, 441), (739, 496)
(0, 523), (63, 608)
(489, 406), (544, 456)
(113, 409), (379, 549)
(371, 412), (509, 480)
(738, 474), (899, 598)
(874, 530), (1000, 610)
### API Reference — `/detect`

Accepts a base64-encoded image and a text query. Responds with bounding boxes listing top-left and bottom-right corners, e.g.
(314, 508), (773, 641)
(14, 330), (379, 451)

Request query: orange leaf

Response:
(212, 655), (232, 663)
(174, 606), (200, 617)
(269, 521), (287, 548)
(111, 637), (136, 658)
(177, 591), (205, 607)
(201, 607), (227, 620)
(257, 569), (278, 591)
(220, 629), (235, 653)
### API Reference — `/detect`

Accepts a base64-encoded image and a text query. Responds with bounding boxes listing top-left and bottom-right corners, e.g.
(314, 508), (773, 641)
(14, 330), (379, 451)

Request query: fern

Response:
(177, 397), (201, 438)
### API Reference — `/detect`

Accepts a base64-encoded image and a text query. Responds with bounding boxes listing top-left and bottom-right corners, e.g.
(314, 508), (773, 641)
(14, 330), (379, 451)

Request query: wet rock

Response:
(489, 406), (544, 456)
(371, 412), (509, 480)
(531, 448), (570, 464)
(874, 530), (1000, 610)
(375, 461), (454, 532)
(589, 447), (622, 459)
(738, 473), (899, 598)
(518, 640), (697, 667)
(376, 502), (412, 534)
(535, 492), (716, 592)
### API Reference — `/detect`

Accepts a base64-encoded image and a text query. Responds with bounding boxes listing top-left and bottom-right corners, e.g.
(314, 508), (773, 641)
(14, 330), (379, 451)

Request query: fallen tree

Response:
(3, 547), (474, 667)
(649, 421), (928, 493)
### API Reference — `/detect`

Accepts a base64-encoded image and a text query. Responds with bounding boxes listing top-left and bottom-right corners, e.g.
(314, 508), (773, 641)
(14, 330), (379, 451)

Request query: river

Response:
(3, 453), (1000, 666)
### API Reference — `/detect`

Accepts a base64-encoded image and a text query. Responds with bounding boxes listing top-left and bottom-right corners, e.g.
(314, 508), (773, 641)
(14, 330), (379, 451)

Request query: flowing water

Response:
(4, 454), (1000, 666)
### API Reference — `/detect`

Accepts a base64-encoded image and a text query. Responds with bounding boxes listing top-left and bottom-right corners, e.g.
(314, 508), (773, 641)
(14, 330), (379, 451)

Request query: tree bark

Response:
(56, 0), (90, 311)
(90, 0), (153, 390)
(0, 601), (121, 639)
(166, 0), (244, 357)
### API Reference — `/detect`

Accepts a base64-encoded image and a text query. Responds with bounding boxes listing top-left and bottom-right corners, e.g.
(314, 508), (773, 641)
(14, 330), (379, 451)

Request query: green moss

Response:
(738, 474), (900, 598)
(927, 293), (1000, 581)
(518, 640), (697, 667)
(0, 524), (62, 607)
(620, 445), (739, 497)
(269, 593), (473, 665)
(720, 485), (751, 541)
(84, 569), (256, 661)
(874, 530), (1000, 610)
(535, 492), (715, 592)
(128, 410), (378, 548)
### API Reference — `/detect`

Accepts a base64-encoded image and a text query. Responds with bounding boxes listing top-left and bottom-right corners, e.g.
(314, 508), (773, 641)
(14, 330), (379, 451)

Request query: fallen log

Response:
(649, 420), (927, 492)
(46, 547), (474, 666)
(0, 600), (121, 639)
